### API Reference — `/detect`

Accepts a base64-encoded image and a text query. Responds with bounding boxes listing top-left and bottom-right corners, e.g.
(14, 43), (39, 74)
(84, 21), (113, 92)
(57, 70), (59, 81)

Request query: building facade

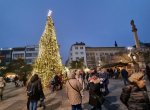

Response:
(0, 48), (12, 66)
(25, 45), (38, 64)
(0, 45), (39, 65)
(12, 47), (26, 60)
(67, 42), (126, 68)
(86, 47), (126, 67)
(68, 42), (87, 67)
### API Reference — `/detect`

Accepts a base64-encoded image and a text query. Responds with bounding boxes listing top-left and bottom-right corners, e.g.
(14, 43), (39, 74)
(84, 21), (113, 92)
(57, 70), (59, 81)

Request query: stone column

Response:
(130, 20), (140, 49)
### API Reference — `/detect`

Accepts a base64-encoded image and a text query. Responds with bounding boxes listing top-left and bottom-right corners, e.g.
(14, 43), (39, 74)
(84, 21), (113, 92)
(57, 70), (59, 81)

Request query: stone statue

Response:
(130, 19), (134, 26)
(130, 19), (137, 32)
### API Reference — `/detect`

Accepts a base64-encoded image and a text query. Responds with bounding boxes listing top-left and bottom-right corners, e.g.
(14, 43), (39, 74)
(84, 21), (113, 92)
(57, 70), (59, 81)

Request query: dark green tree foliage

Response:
(70, 58), (84, 69)
(5, 58), (32, 76)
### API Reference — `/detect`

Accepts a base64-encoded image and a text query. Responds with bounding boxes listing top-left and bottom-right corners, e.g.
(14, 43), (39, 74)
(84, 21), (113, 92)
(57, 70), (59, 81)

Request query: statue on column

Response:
(131, 20), (137, 32)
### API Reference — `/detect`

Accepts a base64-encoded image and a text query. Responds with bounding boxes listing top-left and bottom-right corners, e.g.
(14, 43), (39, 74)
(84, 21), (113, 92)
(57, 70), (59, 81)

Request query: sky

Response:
(0, 0), (150, 64)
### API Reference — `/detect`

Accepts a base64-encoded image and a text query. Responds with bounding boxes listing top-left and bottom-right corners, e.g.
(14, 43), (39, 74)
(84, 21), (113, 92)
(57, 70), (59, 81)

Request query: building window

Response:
(26, 48), (35, 51)
(13, 53), (24, 58)
(75, 52), (78, 55)
(32, 53), (38, 57)
(80, 52), (84, 54)
(81, 57), (84, 60)
(6, 54), (11, 58)
(80, 47), (83, 49)
(35, 48), (38, 51)
(70, 53), (72, 56)
(105, 53), (108, 55)
(26, 53), (32, 57)
(75, 47), (78, 49)
(76, 57), (79, 60)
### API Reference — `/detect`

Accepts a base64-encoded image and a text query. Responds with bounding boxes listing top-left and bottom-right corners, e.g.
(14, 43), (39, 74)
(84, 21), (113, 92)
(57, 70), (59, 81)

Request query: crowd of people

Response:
(0, 64), (150, 110)
(65, 68), (110, 110)
(65, 66), (150, 110)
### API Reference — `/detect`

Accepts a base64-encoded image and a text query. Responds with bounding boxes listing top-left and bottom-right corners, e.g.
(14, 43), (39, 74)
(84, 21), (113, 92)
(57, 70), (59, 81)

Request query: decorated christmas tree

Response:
(32, 10), (63, 87)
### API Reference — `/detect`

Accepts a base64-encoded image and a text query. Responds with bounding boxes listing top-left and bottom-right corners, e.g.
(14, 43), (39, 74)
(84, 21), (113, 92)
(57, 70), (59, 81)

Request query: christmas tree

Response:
(32, 10), (63, 87)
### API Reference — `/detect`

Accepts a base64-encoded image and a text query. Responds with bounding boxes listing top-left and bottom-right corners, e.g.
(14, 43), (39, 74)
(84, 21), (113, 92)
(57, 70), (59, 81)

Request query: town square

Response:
(0, 1), (150, 110)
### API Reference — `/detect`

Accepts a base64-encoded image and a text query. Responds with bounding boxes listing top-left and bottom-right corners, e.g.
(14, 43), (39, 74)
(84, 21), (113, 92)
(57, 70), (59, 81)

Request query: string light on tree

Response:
(32, 10), (63, 87)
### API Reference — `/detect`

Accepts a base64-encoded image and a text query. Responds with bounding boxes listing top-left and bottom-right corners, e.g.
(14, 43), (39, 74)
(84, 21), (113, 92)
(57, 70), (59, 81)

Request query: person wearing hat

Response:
(89, 74), (104, 110)
(66, 71), (83, 110)
(120, 72), (150, 110)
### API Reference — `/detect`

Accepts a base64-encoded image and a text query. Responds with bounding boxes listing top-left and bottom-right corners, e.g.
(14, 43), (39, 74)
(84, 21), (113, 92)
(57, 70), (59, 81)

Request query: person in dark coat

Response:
(27, 74), (43, 110)
(121, 67), (129, 86)
(120, 72), (150, 110)
(114, 67), (118, 79)
(38, 78), (46, 109)
(146, 65), (150, 81)
(89, 75), (103, 110)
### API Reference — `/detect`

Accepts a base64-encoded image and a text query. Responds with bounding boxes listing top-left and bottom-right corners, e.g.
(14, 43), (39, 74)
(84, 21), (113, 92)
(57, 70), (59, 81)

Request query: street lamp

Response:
(98, 60), (101, 67)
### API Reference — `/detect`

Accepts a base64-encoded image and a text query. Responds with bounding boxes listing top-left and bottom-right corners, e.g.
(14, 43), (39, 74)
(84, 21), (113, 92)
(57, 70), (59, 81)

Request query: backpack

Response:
(27, 83), (34, 97)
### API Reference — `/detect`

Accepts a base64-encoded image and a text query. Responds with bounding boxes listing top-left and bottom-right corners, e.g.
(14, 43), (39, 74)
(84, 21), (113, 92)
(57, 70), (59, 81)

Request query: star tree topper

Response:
(48, 10), (52, 17)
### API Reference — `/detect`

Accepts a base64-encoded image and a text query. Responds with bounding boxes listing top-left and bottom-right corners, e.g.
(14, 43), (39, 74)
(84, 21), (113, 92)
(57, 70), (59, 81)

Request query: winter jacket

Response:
(121, 69), (128, 79)
(27, 78), (43, 101)
(0, 77), (5, 88)
(99, 72), (109, 85)
(0, 77), (5, 96)
(89, 78), (103, 108)
(120, 84), (150, 110)
(66, 78), (83, 105)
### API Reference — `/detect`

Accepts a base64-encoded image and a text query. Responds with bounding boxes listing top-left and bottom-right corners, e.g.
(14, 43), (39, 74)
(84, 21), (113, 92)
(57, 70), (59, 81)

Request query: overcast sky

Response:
(0, 0), (150, 63)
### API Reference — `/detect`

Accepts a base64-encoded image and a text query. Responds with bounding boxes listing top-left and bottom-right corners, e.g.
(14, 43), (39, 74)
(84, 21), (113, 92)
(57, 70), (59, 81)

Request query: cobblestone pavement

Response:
(0, 79), (129, 110)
